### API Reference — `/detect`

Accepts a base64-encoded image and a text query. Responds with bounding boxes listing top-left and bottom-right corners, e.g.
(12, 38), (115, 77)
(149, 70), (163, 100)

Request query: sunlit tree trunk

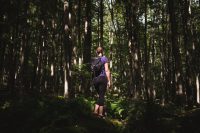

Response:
(109, 30), (113, 86)
(107, 0), (115, 91)
(191, 7), (200, 104)
(196, 74), (200, 103)
(63, 0), (72, 98)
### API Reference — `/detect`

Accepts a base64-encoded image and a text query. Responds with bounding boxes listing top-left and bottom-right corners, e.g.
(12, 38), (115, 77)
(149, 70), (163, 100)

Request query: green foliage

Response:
(104, 96), (129, 120)
(1, 0), (200, 132)
(1, 101), (10, 110)
(0, 96), (120, 133)
(72, 64), (91, 79)
(1, 94), (200, 133)
(123, 101), (190, 133)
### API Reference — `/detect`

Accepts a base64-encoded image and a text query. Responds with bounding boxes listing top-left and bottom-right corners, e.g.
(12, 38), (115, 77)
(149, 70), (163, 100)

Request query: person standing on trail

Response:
(91, 46), (111, 118)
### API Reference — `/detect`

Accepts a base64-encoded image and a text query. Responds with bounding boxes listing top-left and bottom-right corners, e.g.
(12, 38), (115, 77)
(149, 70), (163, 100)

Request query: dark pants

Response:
(93, 76), (107, 106)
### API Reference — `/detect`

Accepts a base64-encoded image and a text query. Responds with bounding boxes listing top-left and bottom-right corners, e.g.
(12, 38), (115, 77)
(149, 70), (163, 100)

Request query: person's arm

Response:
(104, 62), (111, 87)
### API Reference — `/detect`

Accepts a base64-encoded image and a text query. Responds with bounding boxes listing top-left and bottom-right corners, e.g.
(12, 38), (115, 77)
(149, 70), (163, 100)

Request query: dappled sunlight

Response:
(196, 74), (199, 103)
(0, 0), (200, 132)
(85, 21), (88, 33)
(51, 64), (54, 76)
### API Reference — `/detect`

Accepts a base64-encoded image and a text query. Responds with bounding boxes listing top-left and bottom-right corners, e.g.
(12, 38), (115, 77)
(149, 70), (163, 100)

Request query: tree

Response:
(82, 0), (92, 96)
(168, 0), (185, 104)
(99, 0), (104, 46)
(63, 0), (73, 98)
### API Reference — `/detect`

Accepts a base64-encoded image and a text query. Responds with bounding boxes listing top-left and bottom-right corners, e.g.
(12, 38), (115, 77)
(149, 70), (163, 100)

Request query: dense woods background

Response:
(1, 0), (200, 133)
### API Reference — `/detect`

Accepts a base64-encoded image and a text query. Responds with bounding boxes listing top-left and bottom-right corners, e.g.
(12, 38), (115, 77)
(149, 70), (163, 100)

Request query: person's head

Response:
(96, 46), (103, 56)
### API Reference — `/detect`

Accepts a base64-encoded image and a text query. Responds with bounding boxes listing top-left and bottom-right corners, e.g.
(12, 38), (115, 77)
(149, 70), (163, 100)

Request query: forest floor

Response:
(1, 96), (200, 133)
(174, 107), (200, 133)
(100, 105), (200, 133)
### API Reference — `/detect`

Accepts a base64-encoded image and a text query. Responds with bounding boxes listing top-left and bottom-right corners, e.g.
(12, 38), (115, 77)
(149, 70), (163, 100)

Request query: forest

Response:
(0, 0), (200, 133)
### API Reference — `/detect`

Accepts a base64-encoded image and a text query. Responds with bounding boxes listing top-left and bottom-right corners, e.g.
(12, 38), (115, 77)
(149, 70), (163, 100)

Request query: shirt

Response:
(99, 56), (108, 77)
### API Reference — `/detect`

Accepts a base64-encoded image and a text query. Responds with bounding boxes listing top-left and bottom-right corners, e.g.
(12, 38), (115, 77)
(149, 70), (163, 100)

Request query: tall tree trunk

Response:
(180, 0), (193, 106)
(8, 1), (20, 98)
(78, 0), (82, 49)
(125, 0), (134, 97)
(63, 0), (72, 98)
(19, 0), (30, 95)
(131, 1), (141, 99)
(196, 74), (200, 103)
(77, 0), (83, 93)
(0, 16), (6, 87)
(38, 1), (46, 92)
(125, 0), (141, 99)
(109, 30), (113, 87)
(83, 0), (92, 96)
(99, 0), (104, 46)
(144, 0), (150, 100)
(168, 0), (185, 104)
(161, 2), (169, 104)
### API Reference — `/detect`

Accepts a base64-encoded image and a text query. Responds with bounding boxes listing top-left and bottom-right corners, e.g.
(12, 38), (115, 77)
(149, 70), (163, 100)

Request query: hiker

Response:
(92, 46), (111, 118)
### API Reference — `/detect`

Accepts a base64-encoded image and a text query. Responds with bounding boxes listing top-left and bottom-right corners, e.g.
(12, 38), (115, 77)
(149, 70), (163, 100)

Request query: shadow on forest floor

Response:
(176, 108), (200, 133)
(0, 96), (119, 133)
(122, 104), (200, 133)
(1, 96), (200, 133)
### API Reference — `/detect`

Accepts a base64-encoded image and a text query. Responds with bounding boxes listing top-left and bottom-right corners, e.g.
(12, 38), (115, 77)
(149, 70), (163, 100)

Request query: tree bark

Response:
(144, 0), (150, 100)
(125, 0), (141, 99)
(168, 0), (185, 104)
(83, 0), (92, 96)
(19, 0), (30, 95)
(63, 0), (73, 98)
(179, 0), (193, 106)
(196, 74), (200, 103)
(99, 0), (104, 46)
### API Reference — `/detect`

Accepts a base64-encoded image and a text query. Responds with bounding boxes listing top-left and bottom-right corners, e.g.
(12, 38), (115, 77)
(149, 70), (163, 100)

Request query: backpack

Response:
(91, 57), (104, 78)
